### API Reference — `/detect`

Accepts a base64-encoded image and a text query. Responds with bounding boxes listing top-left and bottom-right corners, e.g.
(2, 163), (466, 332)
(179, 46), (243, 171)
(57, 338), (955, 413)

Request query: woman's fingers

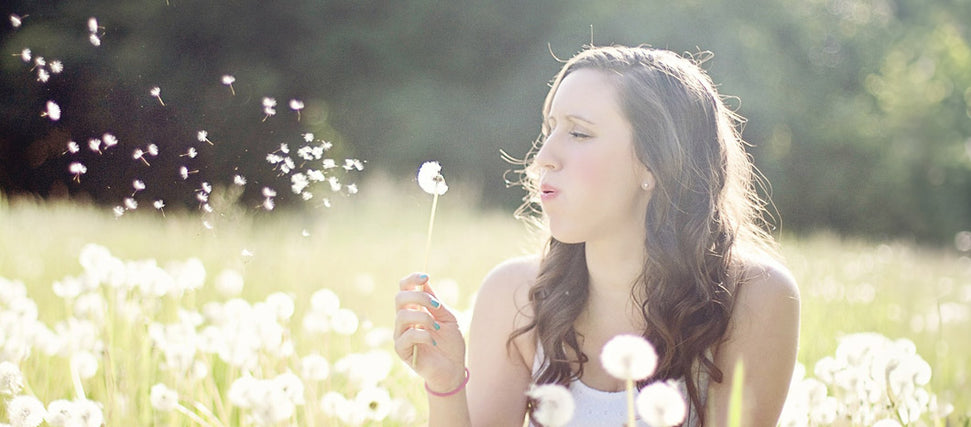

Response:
(399, 272), (429, 291)
(393, 308), (440, 337)
(393, 327), (436, 360)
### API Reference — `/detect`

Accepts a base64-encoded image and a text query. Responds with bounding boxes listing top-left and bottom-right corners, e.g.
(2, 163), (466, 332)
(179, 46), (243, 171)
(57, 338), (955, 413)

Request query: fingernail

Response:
(432, 339), (437, 346)
(418, 273), (428, 280)
(433, 321), (441, 330)
(429, 298), (441, 308)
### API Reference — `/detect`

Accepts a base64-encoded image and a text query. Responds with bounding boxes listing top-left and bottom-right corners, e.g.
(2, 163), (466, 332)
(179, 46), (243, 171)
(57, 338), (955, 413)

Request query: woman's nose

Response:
(533, 135), (560, 171)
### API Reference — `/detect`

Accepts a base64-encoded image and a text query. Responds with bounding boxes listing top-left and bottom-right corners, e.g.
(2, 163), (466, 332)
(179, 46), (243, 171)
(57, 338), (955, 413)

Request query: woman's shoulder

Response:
(476, 255), (540, 311)
(736, 253), (800, 304)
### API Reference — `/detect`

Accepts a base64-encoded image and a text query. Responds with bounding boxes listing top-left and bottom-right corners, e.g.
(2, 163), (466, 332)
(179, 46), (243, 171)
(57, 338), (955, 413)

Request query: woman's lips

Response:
(540, 184), (559, 201)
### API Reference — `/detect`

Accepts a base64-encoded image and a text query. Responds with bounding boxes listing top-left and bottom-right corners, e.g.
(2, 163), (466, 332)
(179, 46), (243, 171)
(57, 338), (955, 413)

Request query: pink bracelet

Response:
(425, 368), (470, 397)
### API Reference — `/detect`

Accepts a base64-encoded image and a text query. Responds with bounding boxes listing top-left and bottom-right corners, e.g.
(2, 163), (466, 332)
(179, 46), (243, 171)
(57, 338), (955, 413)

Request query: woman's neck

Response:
(583, 232), (646, 297)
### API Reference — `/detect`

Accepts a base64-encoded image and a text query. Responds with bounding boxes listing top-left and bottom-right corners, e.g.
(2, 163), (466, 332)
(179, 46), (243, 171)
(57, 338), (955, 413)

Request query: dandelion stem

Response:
(626, 378), (635, 427)
(176, 402), (214, 427)
(413, 191), (441, 368)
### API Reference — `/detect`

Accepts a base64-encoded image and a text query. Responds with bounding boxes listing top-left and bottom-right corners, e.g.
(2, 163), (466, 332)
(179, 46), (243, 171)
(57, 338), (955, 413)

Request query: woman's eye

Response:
(569, 131), (590, 139)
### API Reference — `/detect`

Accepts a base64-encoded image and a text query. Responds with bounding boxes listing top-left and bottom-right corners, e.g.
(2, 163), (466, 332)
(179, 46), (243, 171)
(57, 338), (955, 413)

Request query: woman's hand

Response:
(393, 273), (467, 393)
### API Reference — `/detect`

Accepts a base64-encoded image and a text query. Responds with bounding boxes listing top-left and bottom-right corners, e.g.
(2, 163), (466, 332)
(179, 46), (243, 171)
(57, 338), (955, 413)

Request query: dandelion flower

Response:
(43, 100), (61, 121)
(331, 308), (359, 336)
(71, 351), (99, 379)
(49, 60), (63, 74)
(356, 386), (392, 422)
(601, 334), (658, 381)
(20, 48), (31, 62)
(150, 86), (164, 106)
(636, 380), (687, 427)
(221, 74), (236, 95)
(150, 383), (179, 412)
(526, 384), (575, 427)
(197, 130), (212, 145)
(0, 361), (24, 395)
(7, 394), (47, 427)
(417, 161), (448, 195)
(88, 34), (101, 47)
(10, 14), (23, 28)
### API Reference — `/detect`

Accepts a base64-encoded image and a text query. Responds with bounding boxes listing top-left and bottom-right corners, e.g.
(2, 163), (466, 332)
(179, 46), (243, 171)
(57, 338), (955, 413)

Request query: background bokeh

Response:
(1, 0), (970, 243)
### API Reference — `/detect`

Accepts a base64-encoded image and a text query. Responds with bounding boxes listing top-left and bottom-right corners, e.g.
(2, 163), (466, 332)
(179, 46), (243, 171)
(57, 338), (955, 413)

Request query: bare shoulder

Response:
(480, 255), (540, 298)
(735, 254), (800, 310)
(471, 255), (540, 361)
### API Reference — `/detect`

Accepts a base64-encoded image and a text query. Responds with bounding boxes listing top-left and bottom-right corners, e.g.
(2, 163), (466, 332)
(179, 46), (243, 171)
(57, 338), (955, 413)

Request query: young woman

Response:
(393, 45), (800, 426)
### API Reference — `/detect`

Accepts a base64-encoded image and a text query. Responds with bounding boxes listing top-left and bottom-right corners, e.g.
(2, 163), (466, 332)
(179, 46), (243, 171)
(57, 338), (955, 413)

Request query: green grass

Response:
(0, 178), (968, 425)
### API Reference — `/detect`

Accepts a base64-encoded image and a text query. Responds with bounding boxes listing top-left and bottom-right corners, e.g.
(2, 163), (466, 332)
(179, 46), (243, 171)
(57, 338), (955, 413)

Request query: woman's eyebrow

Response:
(545, 114), (596, 126)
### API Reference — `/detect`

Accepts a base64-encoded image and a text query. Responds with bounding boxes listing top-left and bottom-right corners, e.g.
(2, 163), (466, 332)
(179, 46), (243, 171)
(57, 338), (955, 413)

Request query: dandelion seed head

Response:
(0, 361), (24, 395)
(215, 269), (244, 296)
(600, 334), (658, 381)
(300, 354), (330, 381)
(71, 351), (99, 379)
(289, 99), (304, 110)
(150, 383), (179, 412)
(636, 380), (687, 427)
(7, 394), (47, 427)
(49, 60), (63, 74)
(20, 48), (31, 62)
(417, 161), (448, 195)
(356, 386), (392, 422)
(44, 100), (61, 121)
(332, 308), (359, 336)
(221, 74), (235, 85)
(526, 384), (574, 427)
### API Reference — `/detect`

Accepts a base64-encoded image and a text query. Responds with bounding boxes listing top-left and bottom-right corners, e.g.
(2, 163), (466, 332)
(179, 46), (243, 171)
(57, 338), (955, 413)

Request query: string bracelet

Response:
(425, 367), (470, 397)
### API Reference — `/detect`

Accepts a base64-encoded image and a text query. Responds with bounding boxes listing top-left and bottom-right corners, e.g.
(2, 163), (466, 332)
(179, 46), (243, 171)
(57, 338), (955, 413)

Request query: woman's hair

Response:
(508, 45), (778, 424)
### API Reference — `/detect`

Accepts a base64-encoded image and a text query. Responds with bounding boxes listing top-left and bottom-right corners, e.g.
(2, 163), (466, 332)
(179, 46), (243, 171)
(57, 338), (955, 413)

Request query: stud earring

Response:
(641, 182), (651, 190)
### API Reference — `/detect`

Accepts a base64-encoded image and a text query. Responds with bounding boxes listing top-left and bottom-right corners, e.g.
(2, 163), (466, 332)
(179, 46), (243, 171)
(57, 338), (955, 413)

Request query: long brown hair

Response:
(508, 45), (778, 424)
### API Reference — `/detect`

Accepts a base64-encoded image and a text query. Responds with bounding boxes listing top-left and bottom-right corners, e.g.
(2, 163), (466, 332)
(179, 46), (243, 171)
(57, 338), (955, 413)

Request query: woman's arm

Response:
(708, 259), (801, 426)
(393, 257), (537, 427)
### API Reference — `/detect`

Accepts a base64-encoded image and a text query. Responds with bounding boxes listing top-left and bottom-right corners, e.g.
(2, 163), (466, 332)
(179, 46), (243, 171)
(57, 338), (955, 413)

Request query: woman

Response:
(393, 45), (800, 426)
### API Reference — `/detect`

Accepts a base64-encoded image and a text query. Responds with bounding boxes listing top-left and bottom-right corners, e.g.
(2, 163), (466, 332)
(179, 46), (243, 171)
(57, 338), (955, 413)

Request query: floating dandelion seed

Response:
(132, 180), (146, 195)
(197, 130), (213, 145)
(221, 74), (236, 95)
(88, 138), (102, 153)
(150, 86), (164, 106)
(201, 181), (212, 193)
(89, 34), (101, 47)
(262, 97), (277, 121)
(233, 174), (247, 186)
(179, 166), (197, 180)
(201, 203), (213, 213)
(154, 199), (165, 210)
(19, 48), (30, 62)
(33, 56), (45, 69)
(37, 68), (49, 83)
(289, 99), (304, 121)
(347, 183), (358, 194)
(102, 133), (118, 149)
(147, 143), (159, 156)
(43, 100), (61, 121)
(112, 206), (124, 218)
(132, 148), (150, 165)
(49, 60), (63, 74)
(303, 132), (314, 143)
(322, 158), (336, 169)
(123, 198), (137, 210)
(10, 14), (24, 28)
(66, 140), (80, 154)
(262, 187), (277, 210)
(87, 17), (99, 33)
(182, 147), (198, 158)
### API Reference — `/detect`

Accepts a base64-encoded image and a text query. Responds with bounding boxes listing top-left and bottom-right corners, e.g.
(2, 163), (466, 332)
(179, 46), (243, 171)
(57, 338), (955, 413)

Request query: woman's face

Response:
(534, 68), (654, 245)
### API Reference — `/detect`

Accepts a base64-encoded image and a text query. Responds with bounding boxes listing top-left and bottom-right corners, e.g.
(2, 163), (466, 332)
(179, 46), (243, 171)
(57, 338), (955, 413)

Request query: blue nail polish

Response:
(430, 298), (441, 308)
(432, 339), (438, 346)
(433, 322), (441, 330)
(419, 274), (428, 280)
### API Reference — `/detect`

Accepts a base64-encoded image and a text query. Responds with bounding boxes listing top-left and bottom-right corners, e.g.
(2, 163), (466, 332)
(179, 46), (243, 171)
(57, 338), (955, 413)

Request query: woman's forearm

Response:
(427, 391), (472, 427)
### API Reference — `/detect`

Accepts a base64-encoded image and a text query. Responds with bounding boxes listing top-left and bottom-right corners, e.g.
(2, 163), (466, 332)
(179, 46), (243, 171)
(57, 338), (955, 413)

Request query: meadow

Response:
(0, 177), (968, 426)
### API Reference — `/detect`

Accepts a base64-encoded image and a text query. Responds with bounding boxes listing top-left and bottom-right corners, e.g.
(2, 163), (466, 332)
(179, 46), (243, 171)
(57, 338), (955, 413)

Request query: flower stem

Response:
(626, 378), (635, 427)
(414, 191), (441, 368)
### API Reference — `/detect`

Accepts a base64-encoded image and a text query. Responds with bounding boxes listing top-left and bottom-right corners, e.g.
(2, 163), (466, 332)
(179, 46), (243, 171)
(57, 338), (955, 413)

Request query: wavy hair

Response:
(508, 45), (778, 424)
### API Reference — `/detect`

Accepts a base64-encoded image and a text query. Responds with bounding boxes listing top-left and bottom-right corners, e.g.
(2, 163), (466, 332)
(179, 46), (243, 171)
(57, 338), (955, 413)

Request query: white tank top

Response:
(531, 344), (707, 427)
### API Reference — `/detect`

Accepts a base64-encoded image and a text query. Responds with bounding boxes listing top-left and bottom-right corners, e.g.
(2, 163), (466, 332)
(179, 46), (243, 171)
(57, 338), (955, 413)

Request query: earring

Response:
(641, 182), (650, 190)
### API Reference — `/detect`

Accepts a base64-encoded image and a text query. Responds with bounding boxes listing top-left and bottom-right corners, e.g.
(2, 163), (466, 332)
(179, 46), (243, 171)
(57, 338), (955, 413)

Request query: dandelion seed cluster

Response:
(0, 243), (418, 426)
(779, 332), (954, 426)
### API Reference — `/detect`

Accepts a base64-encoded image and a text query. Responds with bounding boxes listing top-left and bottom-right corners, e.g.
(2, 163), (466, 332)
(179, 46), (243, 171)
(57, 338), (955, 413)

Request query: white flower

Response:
(300, 354), (330, 381)
(71, 351), (99, 379)
(44, 100), (61, 121)
(150, 383), (179, 412)
(417, 161), (448, 195)
(0, 361), (24, 395)
(8, 395), (47, 427)
(636, 380), (686, 427)
(600, 334), (658, 381)
(355, 386), (392, 421)
(273, 371), (305, 405)
(526, 384), (575, 427)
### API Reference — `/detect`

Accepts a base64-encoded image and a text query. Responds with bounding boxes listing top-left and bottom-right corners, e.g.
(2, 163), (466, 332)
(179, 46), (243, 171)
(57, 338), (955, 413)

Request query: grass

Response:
(0, 177), (968, 425)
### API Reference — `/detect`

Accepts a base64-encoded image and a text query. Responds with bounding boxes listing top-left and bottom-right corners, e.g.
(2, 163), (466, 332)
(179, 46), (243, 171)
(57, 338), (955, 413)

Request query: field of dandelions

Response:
(1, 179), (969, 426)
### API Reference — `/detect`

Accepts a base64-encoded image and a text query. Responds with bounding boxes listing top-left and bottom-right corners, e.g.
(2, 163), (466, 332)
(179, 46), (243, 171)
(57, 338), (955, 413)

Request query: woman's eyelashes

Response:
(568, 131), (591, 139)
